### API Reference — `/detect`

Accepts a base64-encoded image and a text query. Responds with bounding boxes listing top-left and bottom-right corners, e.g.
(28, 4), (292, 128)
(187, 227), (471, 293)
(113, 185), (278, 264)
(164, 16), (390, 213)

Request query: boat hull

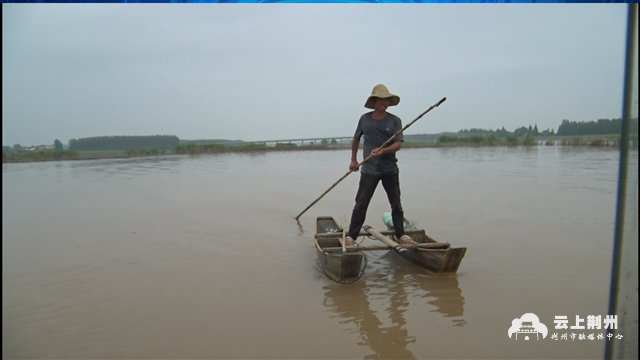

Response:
(391, 229), (466, 273)
(314, 216), (466, 280)
(315, 216), (365, 283)
(315, 237), (365, 283)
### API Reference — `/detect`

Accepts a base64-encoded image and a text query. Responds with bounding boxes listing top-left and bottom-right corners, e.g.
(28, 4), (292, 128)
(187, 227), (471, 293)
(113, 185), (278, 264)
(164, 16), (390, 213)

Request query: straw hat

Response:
(364, 84), (400, 109)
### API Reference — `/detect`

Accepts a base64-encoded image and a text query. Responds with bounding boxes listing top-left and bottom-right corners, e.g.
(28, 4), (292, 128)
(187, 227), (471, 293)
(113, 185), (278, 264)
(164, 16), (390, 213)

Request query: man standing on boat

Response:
(345, 84), (416, 247)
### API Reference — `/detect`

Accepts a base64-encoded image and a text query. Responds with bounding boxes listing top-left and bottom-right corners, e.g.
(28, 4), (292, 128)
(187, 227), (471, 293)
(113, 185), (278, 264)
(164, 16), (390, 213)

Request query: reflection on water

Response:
(323, 279), (416, 360)
(322, 256), (465, 359)
(412, 274), (466, 326)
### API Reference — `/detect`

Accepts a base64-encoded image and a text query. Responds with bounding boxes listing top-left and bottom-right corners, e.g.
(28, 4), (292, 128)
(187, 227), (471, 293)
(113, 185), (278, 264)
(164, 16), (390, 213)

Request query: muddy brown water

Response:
(3, 147), (633, 358)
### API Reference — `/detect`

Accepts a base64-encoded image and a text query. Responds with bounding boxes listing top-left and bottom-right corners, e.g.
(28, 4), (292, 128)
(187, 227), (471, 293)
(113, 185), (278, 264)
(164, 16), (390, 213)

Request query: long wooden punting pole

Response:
(295, 97), (447, 220)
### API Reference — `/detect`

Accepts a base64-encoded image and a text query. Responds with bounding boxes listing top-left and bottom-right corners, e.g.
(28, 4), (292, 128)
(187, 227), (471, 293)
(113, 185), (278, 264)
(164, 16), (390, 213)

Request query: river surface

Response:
(2, 146), (635, 359)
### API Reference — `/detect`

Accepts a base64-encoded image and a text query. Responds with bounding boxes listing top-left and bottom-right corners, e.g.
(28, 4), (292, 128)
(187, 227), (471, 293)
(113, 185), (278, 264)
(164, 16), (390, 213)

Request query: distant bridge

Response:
(186, 133), (442, 147)
(239, 133), (442, 146)
(227, 136), (354, 147)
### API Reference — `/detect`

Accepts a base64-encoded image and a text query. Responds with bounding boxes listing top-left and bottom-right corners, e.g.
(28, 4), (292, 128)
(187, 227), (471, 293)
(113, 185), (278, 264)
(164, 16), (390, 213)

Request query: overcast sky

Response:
(2, 4), (629, 146)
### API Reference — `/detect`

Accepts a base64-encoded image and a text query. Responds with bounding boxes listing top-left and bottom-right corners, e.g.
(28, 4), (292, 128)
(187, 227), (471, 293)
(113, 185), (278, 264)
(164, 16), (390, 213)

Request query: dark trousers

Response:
(348, 173), (405, 239)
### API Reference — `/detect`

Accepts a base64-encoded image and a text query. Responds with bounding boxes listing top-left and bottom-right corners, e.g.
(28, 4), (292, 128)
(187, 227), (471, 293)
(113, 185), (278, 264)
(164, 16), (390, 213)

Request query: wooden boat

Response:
(315, 216), (366, 283)
(315, 216), (466, 281)
(362, 225), (467, 273)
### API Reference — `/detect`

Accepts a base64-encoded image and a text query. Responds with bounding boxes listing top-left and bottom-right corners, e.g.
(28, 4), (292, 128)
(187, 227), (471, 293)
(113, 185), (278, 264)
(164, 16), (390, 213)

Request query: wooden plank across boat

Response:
(315, 216), (466, 282)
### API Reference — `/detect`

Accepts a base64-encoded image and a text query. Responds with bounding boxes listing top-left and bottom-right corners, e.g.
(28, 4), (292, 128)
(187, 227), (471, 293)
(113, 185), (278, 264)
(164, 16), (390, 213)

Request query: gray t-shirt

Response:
(354, 112), (404, 175)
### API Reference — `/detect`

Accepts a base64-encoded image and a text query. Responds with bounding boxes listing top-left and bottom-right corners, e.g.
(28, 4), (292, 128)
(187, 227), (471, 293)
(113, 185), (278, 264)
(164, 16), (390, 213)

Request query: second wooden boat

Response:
(363, 225), (466, 273)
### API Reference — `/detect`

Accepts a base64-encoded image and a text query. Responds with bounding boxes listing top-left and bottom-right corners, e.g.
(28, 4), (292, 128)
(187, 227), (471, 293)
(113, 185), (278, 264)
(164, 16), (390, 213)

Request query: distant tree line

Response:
(68, 135), (179, 151)
(556, 118), (638, 136)
(5, 117), (637, 161)
(456, 118), (638, 137)
(458, 124), (553, 137)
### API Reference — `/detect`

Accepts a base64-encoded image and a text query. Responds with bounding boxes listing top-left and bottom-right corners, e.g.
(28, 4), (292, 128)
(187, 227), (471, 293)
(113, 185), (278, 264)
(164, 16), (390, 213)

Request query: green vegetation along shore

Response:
(3, 118), (637, 163)
(3, 133), (633, 164)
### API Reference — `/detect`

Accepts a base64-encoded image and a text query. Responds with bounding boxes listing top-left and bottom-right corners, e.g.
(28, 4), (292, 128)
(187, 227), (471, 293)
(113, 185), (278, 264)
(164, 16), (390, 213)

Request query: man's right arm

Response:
(350, 138), (360, 171)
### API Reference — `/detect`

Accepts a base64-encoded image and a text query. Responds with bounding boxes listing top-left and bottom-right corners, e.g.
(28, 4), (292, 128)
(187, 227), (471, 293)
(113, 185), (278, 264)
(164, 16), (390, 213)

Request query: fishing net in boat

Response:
(382, 212), (418, 231)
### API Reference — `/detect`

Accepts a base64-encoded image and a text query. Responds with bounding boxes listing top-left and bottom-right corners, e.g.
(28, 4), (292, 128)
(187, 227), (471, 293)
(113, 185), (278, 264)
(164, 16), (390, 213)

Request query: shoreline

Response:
(2, 139), (629, 164)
